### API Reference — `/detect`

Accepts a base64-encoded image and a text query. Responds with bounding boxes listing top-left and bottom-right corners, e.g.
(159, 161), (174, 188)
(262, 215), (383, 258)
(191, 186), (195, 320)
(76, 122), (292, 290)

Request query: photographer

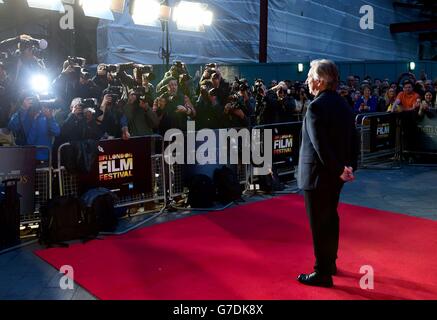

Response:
(122, 87), (159, 137)
(259, 82), (297, 125)
(222, 83), (252, 129)
(0, 34), (46, 92)
(195, 80), (223, 130)
(210, 71), (231, 108)
(8, 91), (60, 162)
(56, 98), (103, 144)
(157, 61), (193, 98)
(296, 86), (312, 118)
(158, 77), (196, 134)
(52, 57), (99, 113)
(418, 91), (436, 119)
(97, 87), (129, 139)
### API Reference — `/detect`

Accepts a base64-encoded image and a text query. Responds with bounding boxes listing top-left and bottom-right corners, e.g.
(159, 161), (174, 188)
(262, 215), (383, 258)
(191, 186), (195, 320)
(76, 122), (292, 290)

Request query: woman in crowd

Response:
(381, 87), (397, 112)
(418, 91), (436, 118)
(354, 85), (378, 113)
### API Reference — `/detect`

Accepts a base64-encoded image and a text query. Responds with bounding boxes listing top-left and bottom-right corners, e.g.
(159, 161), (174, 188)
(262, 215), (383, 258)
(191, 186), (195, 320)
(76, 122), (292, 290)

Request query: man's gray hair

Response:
(70, 97), (82, 110)
(309, 59), (339, 90)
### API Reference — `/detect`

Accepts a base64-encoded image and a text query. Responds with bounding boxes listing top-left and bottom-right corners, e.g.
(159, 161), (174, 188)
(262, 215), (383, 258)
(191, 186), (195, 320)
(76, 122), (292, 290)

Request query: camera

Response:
(80, 98), (98, 110)
(102, 64), (118, 73)
(179, 73), (191, 82)
(104, 85), (123, 102)
(227, 94), (243, 109)
(68, 56), (86, 68)
(39, 99), (58, 110)
(134, 64), (155, 81)
(205, 63), (217, 70)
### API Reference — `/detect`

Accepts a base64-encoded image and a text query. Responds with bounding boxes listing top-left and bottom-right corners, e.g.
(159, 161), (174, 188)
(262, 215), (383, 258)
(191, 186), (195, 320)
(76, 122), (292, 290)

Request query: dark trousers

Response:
(304, 184), (342, 275)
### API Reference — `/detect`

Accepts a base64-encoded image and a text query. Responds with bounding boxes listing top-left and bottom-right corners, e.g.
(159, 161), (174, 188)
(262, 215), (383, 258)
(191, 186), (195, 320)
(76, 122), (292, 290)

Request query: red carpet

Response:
(35, 194), (437, 300)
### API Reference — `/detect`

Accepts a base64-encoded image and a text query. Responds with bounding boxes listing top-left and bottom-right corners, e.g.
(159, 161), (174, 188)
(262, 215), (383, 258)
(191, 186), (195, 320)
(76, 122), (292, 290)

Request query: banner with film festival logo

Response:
(0, 146), (36, 216)
(78, 137), (153, 196)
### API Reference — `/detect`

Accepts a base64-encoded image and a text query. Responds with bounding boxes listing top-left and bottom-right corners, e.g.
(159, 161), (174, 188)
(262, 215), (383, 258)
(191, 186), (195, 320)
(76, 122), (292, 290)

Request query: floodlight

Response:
(80, 0), (115, 21)
(173, 1), (213, 32)
(27, 0), (65, 13)
(409, 61), (416, 71)
(131, 0), (161, 27)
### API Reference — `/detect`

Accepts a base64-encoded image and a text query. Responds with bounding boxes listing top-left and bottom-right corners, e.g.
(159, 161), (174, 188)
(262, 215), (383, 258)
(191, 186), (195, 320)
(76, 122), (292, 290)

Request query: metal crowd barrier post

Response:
(357, 112), (401, 169)
(56, 136), (167, 212)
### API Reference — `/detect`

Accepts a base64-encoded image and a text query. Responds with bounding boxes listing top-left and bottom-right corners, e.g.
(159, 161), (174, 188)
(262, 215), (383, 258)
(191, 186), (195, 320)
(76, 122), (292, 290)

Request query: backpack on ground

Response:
(213, 166), (242, 204)
(80, 188), (118, 233)
(187, 174), (216, 208)
(39, 196), (94, 246)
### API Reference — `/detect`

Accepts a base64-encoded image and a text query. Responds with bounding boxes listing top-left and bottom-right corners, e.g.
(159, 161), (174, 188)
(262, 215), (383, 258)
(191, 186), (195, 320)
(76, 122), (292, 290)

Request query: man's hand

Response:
(42, 107), (53, 119)
(101, 94), (113, 109)
(122, 128), (130, 140)
(176, 105), (188, 113)
(340, 166), (355, 182)
(231, 108), (245, 119)
(139, 100), (149, 111)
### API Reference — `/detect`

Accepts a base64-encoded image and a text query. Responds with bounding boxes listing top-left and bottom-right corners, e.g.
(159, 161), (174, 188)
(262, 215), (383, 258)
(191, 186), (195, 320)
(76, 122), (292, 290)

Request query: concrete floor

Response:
(0, 165), (436, 300)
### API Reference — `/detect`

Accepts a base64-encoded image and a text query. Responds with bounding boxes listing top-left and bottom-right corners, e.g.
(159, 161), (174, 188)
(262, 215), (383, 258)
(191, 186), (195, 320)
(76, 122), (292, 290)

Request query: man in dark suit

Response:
(297, 59), (358, 288)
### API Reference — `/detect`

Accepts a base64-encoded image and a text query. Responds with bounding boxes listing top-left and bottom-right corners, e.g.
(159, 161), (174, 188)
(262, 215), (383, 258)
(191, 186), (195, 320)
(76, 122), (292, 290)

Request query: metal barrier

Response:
(23, 145), (52, 224)
(165, 129), (252, 202)
(400, 111), (437, 164)
(249, 121), (302, 187)
(355, 112), (401, 169)
(56, 136), (166, 210)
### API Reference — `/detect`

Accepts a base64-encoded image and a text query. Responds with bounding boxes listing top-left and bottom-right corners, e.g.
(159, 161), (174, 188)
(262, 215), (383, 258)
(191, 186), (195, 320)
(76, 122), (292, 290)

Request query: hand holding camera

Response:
(101, 94), (113, 110)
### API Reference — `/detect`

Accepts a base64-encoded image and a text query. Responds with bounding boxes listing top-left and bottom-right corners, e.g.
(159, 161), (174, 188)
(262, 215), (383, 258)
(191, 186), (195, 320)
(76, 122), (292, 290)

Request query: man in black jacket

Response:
(297, 59), (358, 288)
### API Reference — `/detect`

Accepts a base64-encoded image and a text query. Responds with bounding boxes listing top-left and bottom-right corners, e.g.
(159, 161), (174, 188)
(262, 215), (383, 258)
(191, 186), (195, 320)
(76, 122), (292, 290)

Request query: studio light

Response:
(409, 61), (416, 71)
(26, 0), (65, 13)
(80, 0), (115, 21)
(173, 1), (213, 32)
(298, 63), (304, 73)
(131, 0), (161, 27)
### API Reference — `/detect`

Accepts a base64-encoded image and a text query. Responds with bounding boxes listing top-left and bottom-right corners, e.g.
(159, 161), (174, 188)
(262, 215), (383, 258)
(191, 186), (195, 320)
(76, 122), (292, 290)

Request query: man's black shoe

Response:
(297, 272), (333, 288)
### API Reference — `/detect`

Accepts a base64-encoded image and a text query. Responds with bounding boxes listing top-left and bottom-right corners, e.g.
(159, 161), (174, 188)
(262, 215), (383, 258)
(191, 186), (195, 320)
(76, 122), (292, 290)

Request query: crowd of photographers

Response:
(1, 34), (437, 163)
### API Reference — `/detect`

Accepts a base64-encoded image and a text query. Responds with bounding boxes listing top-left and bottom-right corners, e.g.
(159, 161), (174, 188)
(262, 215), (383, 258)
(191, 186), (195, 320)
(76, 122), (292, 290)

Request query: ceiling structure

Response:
(391, 0), (437, 60)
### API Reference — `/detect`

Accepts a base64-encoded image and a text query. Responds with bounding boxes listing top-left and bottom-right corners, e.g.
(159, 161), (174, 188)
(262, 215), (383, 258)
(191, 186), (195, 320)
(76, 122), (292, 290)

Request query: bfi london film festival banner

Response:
(415, 113), (437, 152)
(369, 113), (396, 152)
(0, 147), (36, 216)
(79, 137), (153, 196)
(271, 123), (302, 167)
